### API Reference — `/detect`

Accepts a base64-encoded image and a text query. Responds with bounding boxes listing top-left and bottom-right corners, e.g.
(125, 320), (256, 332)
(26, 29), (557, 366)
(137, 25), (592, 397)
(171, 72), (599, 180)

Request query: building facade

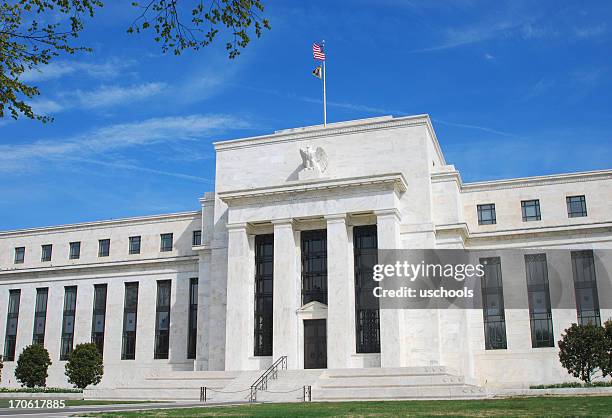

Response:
(1, 115), (611, 390)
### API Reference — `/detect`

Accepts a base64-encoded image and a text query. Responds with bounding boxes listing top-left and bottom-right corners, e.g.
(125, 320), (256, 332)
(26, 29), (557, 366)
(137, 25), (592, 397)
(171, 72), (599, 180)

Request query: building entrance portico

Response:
(304, 319), (327, 369)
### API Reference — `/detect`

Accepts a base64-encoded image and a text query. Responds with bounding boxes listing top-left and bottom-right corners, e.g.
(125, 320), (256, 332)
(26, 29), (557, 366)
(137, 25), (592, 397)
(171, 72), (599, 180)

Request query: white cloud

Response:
(0, 114), (249, 174)
(574, 24), (607, 39)
(484, 53), (495, 60)
(21, 59), (136, 83)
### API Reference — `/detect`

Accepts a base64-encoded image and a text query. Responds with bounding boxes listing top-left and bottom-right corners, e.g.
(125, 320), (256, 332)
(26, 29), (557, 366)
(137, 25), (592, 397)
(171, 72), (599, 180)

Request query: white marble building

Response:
(1, 115), (611, 392)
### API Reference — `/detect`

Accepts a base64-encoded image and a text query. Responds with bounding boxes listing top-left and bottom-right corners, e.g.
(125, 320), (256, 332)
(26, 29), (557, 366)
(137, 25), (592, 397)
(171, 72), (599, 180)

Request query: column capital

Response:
(374, 208), (401, 220)
(271, 218), (295, 227)
(324, 213), (347, 223)
(226, 222), (250, 233)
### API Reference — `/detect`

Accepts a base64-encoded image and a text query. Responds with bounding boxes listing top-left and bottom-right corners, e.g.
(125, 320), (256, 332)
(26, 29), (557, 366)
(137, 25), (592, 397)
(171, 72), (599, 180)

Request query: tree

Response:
(602, 319), (612, 378)
(0, 354), (3, 383)
(558, 323), (608, 383)
(64, 343), (104, 389)
(14, 344), (52, 388)
(1, 1), (270, 123)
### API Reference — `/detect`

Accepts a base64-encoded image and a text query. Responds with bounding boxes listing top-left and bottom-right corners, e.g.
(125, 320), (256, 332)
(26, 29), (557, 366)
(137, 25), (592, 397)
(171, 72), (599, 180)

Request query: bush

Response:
(603, 319), (612, 378)
(0, 387), (82, 393)
(0, 354), (3, 383)
(558, 323), (608, 383)
(14, 344), (52, 388)
(65, 343), (103, 389)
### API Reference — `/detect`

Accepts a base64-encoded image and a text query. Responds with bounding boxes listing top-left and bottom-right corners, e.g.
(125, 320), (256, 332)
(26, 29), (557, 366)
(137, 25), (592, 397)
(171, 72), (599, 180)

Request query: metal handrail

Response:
(249, 355), (287, 402)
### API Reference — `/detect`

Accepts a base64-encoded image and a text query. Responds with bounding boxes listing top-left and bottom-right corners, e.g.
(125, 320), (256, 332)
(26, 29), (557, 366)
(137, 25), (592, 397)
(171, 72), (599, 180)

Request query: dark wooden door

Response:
(304, 319), (327, 369)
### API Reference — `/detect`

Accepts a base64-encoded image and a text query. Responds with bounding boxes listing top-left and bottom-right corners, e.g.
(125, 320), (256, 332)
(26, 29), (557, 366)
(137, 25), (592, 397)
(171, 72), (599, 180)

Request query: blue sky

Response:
(1, 0), (611, 230)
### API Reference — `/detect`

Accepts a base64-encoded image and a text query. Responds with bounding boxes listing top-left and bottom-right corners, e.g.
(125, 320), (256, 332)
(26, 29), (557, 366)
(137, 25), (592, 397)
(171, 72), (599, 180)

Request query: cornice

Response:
(0, 211), (201, 238)
(218, 173), (408, 205)
(213, 115), (441, 158)
(462, 169), (612, 192)
(0, 255), (198, 277)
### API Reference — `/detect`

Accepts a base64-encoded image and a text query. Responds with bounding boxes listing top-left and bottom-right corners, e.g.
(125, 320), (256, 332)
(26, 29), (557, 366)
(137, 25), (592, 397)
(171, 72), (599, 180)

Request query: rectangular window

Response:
(3, 290), (21, 361)
(129, 236), (141, 255)
(91, 284), (108, 356)
(525, 254), (554, 348)
(32, 288), (48, 346)
(480, 257), (507, 349)
(521, 199), (541, 221)
(254, 234), (273, 356)
(192, 230), (202, 246)
(187, 278), (198, 359)
(572, 250), (600, 326)
(567, 195), (587, 218)
(354, 225), (380, 354)
(69, 242), (81, 260)
(477, 203), (497, 225)
(60, 286), (77, 360)
(14, 247), (25, 264)
(154, 280), (171, 359)
(122, 282), (139, 360)
(98, 239), (110, 257)
(41, 244), (52, 262)
(301, 229), (328, 305)
(160, 233), (173, 252)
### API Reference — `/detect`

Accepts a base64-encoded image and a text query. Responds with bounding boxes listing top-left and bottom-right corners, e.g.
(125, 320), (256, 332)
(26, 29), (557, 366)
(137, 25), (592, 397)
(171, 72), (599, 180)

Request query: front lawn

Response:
(82, 396), (612, 417)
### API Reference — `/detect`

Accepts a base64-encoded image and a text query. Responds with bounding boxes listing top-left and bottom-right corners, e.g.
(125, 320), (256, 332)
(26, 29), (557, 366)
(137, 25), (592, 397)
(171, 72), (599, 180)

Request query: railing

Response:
(249, 355), (287, 402)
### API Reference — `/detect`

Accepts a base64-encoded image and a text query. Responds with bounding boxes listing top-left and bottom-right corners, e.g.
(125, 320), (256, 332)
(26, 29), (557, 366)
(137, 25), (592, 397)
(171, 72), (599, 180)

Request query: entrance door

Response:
(304, 319), (327, 369)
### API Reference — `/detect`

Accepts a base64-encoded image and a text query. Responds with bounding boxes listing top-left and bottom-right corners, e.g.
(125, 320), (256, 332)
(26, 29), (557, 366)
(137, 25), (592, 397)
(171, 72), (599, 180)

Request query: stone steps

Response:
(311, 367), (488, 401)
(255, 370), (323, 403)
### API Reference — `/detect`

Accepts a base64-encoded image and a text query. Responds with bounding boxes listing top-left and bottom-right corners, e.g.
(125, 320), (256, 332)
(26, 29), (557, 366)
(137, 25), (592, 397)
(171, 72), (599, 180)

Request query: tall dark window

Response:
(60, 286), (77, 360)
(254, 234), (273, 356)
(354, 225), (380, 353)
(98, 239), (110, 257)
(122, 282), (139, 360)
(32, 288), (48, 345)
(187, 278), (198, 359)
(154, 280), (171, 359)
(129, 236), (141, 255)
(567, 195), (587, 218)
(521, 199), (541, 221)
(481, 257), (507, 349)
(160, 233), (173, 252)
(571, 250), (600, 326)
(69, 242), (81, 260)
(301, 230), (327, 305)
(192, 230), (202, 246)
(3, 290), (21, 361)
(41, 244), (52, 262)
(91, 284), (108, 356)
(525, 254), (554, 348)
(477, 204), (497, 225)
(14, 247), (25, 264)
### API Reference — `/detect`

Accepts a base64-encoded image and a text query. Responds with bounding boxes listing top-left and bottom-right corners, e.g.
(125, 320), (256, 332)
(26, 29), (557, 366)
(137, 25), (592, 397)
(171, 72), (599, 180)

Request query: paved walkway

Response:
(0, 400), (250, 417)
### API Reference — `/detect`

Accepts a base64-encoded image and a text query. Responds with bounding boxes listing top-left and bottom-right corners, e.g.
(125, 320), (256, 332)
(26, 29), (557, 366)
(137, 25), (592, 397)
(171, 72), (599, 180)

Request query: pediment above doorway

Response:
(296, 301), (328, 320)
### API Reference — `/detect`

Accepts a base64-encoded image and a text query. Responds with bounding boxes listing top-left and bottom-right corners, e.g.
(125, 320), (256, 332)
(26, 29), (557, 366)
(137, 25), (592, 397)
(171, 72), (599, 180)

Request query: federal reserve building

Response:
(1, 115), (611, 400)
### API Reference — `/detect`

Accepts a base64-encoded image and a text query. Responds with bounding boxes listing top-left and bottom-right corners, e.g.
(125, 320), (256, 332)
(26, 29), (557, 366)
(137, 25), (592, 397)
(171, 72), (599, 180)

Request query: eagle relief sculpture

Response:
(299, 145), (328, 180)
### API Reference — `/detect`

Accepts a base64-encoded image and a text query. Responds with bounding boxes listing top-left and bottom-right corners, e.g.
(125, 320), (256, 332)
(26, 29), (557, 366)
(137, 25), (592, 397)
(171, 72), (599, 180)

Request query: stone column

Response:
(224, 223), (254, 370)
(272, 219), (300, 369)
(325, 213), (354, 369)
(375, 209), (405, 367)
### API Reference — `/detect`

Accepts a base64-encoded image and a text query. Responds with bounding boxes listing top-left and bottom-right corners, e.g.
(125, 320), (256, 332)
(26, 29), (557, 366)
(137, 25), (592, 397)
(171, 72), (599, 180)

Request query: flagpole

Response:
(322, 40), (327, 126)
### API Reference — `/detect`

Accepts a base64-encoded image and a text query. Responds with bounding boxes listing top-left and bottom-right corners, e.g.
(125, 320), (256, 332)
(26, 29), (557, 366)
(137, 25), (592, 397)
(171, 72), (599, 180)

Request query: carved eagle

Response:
(299, 146), (328, 173)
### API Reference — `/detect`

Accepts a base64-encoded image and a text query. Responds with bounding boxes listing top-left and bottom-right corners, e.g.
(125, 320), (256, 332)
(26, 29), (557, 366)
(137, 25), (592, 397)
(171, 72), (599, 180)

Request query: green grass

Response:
(81, 396), (612, 417)
(530, 381), (612, 389)
(0, 399), (161, 408)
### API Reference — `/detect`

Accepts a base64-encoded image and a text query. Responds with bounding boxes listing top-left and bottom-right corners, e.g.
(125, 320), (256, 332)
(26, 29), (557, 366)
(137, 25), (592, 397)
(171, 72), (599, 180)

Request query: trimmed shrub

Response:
(603, 319), (612, 378)
(65, 343), (104, 389)
(558, 323), (607, 383)
(14, 344), (52, 388)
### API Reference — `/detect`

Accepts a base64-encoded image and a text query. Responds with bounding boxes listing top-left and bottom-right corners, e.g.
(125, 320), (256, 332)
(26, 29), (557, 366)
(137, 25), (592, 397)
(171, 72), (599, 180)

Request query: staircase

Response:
(256, 370), (323, 402)
(312, 366), (488, 401)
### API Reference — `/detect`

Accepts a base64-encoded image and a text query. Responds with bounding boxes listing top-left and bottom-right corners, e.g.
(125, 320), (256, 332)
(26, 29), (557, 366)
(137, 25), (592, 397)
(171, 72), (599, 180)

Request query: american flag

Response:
(312, 43), (326, 61)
